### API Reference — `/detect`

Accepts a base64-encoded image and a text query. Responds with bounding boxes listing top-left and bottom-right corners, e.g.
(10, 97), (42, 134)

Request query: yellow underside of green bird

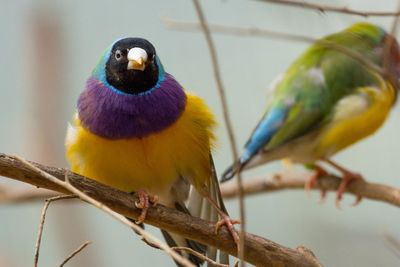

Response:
(314, 80), (396, 159)
(65, 93), (216, 203)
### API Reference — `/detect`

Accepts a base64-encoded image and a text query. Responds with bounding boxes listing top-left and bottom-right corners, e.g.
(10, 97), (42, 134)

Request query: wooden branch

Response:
(0, 153), (322, 267)
(162, 16), (315, 43)
(191, 0), (247, 261)
(220, 172), (400, 207)
(59, 241), (91, 267)
(34, 195), (77, 267)
(15, 156), (194, 267)
(257, 0), (400, 17)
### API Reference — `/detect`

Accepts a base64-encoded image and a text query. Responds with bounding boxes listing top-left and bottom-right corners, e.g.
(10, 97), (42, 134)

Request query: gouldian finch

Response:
(65, 37), (238, 266)
(222, 22), (400, 208)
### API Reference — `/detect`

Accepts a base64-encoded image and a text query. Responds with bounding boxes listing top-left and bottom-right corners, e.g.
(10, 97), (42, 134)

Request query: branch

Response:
(0, 186), (57, 204)
(59, 241), (91, 267)
(172, 247), (230, 267)
(14, 156), (194, 267)
(34, 195), (77, 267)
(220, 172), (400, 207)
(162, 16), (315, 42)
(163, 17), (400, 97)
(0, 153), (322, 267)
(191, 0), (247, 262)
(257, 0), (400, 17)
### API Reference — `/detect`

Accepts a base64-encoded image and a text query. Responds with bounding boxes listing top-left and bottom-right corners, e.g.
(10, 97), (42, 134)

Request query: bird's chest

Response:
(66, 125), (185, 196)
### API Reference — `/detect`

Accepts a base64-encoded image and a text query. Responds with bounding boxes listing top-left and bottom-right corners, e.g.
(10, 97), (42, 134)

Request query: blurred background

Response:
(1, 0), (400, 266)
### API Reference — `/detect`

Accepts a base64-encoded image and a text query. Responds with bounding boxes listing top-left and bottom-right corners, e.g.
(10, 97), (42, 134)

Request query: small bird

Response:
(65, 37), (238, 266)
(222, 22), (400, 208)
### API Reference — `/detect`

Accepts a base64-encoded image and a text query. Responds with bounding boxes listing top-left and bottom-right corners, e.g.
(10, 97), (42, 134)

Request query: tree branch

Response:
(220, 171), (400, 208)
(0, 153), (321, 267)
(257, 0), (400, 17)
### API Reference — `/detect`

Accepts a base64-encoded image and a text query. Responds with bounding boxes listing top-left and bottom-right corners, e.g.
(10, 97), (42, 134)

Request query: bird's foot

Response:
(305, 165), (328, 202)
(215, 214), (241, 247)
(323, 159), (363, 209)
(134, 189), (158, 224)
(335, 171), (364, 210)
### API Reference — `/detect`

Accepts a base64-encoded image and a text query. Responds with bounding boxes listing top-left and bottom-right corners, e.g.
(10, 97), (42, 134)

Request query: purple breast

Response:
(78, 73), (187, 139)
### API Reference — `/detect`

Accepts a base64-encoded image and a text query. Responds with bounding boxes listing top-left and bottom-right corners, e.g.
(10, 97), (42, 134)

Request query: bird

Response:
(65, 37), (239, 266)
(221, 22), (400, 208)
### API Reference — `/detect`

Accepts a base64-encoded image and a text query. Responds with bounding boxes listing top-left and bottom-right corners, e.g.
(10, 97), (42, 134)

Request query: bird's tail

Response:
(161, 201), (207, 267)
(185, 156), (230, 265)
(220, 157), (249, 183)
(160, 155), (229, 266)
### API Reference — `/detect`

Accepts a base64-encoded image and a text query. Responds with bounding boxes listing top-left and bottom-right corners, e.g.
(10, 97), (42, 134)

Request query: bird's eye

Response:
(115, 50), (122, 61)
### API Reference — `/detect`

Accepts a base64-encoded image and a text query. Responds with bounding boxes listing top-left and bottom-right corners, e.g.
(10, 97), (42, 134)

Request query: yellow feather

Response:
(315, 76), (396, 158)
(65, 92), (216, 201)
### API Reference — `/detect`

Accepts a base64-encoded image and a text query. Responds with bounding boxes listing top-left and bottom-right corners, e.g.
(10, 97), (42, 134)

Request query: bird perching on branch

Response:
(65, 37), (239, 266)
(222, 22), (400, 208)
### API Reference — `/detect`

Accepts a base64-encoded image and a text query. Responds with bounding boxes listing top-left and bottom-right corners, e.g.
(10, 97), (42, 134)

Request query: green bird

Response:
(222, 22), (400, 208)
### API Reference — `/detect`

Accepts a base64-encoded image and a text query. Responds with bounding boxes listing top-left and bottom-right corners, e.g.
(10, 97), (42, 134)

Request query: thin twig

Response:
(220, 172), (400, 208)
(59, 241), (91, 267)
(15, 156), (195, 267)
(162, 16), (315, 43)
(34, 195), (77, 267)
(0, 186), (58, 204)
(191, 0), (246, 263)
(172, 247), (229, 267)
(164, 16), (400, 97)
(257, 0), (400, 17)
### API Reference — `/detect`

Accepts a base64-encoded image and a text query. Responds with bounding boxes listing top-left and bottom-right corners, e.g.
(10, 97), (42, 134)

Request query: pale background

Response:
(1, 0), (400, 266)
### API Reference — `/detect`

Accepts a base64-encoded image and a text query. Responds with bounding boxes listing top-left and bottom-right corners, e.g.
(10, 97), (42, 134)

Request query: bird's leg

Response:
(201, 190), (240, 246)
(304, 164), (328, 202)
(133, 189), (159, 224)
(323, 159), (363, 209)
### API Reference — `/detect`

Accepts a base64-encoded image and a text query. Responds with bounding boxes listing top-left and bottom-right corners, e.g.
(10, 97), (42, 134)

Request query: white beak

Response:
(127, 47), (148, 71)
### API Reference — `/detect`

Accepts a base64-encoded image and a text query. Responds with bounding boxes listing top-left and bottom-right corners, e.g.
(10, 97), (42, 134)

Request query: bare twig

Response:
(162, 16), (315, 42)
(59, 241), (91, 267)
(164, 16), (400, 96)
(15, 156), (195, 267)
(0, 153), (322, 266)
(220, 172), (400, 208)
(257, 0), (400, 17)
(172, 247), (229, 267)
(34, 195), (77, 267)
(0, 186), (58, 204)
(191, 0), (246, 263)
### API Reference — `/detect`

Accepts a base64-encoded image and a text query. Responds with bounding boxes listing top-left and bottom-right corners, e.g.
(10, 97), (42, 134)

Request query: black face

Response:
(105, 38), (159, 95)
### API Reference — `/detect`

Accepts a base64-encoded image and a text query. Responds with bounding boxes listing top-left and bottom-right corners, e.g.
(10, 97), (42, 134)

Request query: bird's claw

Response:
(305, 165), (328, 199)
(335, 171), (364, 210)
(134, 189), (158, 224)
(215, 215), (241, 247)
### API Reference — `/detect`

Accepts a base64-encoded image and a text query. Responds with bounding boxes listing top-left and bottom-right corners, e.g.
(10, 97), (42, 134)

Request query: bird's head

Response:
(100, 37), (162, 95)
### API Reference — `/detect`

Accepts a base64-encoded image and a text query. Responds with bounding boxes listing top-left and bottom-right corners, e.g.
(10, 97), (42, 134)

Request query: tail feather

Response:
(220, 157), (248, 183)
(161, 230), (204, 267)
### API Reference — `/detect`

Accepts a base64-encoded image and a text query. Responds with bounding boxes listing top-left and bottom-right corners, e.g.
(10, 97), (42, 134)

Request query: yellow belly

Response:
(65, 93), (216, 197)
(315, 82), (396, 158)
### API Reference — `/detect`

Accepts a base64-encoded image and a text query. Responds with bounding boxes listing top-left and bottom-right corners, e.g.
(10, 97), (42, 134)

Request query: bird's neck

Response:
(78, 73), (187, 139)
